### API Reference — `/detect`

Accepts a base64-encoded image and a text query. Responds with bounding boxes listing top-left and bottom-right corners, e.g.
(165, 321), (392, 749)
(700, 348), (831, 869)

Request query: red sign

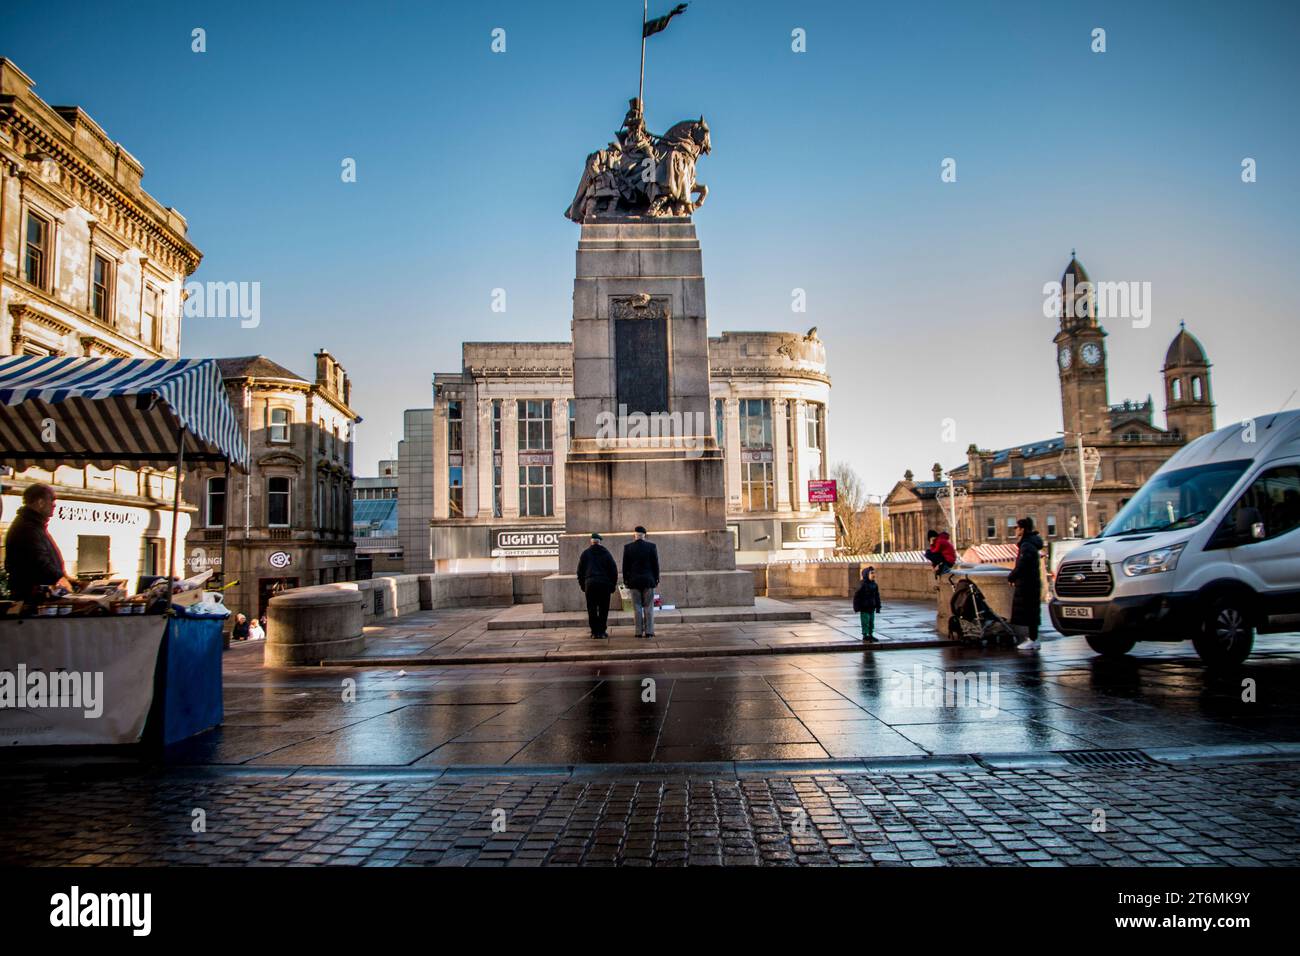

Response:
(807, 479), (837, 503)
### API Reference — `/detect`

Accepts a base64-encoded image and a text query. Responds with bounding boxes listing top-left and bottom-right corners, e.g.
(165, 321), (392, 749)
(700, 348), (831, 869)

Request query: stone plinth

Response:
(542, 217), (753, 611)
(266, 584), (365, 666)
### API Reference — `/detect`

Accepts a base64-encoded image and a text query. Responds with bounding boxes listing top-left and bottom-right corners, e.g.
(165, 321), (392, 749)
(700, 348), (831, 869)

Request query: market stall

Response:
(0, 356), (247, 747)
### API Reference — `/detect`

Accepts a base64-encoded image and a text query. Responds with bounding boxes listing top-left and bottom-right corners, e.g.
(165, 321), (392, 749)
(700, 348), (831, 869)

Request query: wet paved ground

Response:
(333, 598), (948, 665)
(3, 758), (1298, 866)
(5, 599), (1300, 867)
(163, 601), (1300, 766)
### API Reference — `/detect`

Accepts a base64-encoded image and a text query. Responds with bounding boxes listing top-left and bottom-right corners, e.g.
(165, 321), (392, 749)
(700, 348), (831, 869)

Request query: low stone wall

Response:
(756, 561), (940, 604)
(268, 571), (533, 665)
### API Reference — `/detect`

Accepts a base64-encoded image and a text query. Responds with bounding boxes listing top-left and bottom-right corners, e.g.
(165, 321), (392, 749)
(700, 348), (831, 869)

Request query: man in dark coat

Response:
(3, 483), (70, 607)
(577, 532), (618, 639)
(621, 526), (660, 639)
(1007, 517), (1045, 649)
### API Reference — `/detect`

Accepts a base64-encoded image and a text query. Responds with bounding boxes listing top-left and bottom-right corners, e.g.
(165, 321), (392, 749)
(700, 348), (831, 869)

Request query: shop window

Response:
(519, 464), (553, 517)
(517, 399), (552, 450)
(268, 407), (291, 443)
(206, 476), (227, 528)
(786, 400), (797, 506)
(268, 476), (291, 527)
(76, 535), (110, 578)
(24, 210), (51, 289)
(449, 465), (464, 518)
(739, 398), (772, 449)
(805, 403), (822, 450)
(144, 538), (166, 578)
(742, 460), (774, 512)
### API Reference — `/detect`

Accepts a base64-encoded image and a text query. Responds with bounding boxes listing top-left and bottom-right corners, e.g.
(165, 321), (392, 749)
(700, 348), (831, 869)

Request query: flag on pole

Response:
(643, 3), (688, 38)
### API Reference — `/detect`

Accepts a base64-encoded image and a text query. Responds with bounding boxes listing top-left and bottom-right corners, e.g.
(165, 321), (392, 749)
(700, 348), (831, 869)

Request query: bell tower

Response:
(1163, 322), (1215, 441)
(1053, 252), (1111, 442)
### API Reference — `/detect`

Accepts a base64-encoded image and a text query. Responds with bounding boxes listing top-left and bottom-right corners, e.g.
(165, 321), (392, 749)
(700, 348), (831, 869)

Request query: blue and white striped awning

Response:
(0, 356), (247, 470)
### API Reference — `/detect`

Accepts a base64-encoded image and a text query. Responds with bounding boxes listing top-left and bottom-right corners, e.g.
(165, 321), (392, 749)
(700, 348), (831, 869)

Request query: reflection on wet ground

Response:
(164, 600), (1300, 767)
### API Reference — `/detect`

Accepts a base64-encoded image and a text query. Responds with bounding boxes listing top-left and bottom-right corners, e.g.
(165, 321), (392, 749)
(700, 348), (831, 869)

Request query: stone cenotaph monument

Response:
(540, 98), (754, 612)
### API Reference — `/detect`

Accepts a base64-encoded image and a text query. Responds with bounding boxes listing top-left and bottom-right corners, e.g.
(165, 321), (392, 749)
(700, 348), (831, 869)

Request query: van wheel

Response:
(1192, 596), (1255, 667)
(1086, 634), (1136, 657)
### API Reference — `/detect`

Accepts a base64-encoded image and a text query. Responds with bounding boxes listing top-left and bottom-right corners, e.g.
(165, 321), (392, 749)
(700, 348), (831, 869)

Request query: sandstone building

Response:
(887, 255), (1216, 554)
(0, 59), (202, 585)
(181, 351), (359, 619)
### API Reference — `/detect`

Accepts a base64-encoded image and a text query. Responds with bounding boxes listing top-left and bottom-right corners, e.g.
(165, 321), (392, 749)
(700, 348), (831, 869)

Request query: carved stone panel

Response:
(612, 295), (670, 417)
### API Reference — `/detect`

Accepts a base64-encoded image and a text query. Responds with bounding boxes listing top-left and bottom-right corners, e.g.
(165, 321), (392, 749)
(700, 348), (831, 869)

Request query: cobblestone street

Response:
(4, 757), (1299, 867)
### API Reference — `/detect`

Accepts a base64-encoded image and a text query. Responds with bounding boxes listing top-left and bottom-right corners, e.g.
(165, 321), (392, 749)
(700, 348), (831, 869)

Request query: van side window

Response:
(1222, 466), (1300, 543)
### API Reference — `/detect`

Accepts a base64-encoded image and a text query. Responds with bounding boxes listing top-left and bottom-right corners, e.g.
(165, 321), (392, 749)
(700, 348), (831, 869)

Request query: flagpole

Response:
(639, 0), (647, 107)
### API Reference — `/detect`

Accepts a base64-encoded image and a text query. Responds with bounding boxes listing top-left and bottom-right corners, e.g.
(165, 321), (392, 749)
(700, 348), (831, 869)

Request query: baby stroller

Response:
(947, 575), (1017, 646)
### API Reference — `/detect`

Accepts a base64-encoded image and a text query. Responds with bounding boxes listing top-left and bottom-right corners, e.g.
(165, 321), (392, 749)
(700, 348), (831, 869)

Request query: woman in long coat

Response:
(1007, 517), (1045, 649)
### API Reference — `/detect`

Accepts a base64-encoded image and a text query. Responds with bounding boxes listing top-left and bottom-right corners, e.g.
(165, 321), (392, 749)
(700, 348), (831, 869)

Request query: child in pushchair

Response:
(946, 575), (1017, 645)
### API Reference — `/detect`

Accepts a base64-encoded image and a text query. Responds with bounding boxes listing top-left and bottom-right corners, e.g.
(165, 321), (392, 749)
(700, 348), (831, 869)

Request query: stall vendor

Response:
(3, 483), (72, 604)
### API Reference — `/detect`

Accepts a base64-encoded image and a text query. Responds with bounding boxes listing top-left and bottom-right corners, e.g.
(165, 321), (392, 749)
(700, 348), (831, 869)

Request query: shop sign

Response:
(53, 502), (143, 526)
(780, 521), (836, 549)
(491, 527), (562, 557)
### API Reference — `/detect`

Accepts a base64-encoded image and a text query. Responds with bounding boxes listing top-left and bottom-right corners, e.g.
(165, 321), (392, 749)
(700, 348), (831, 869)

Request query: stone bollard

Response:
(266, 584), (365, 666)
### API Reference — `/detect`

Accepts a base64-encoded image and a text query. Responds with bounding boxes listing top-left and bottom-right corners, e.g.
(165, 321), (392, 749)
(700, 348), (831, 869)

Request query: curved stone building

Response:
(407, 328), (833, 572)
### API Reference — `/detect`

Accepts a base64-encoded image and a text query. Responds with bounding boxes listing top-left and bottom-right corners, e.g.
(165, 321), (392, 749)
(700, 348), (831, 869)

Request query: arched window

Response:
(1192, 376), (1203, 401)
(1171, 378), (1182, 402)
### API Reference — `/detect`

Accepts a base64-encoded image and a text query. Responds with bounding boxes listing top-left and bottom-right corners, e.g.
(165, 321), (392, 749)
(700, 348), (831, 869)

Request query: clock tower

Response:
(1053, 252), (1111, 442)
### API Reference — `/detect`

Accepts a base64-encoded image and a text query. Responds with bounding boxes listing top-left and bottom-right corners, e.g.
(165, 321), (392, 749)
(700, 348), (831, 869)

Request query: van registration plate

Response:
(1061, 606), (1094, 620)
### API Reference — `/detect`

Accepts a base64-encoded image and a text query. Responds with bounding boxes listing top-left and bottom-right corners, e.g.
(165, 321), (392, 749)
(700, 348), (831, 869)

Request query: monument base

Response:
(541, 568), (755, 613)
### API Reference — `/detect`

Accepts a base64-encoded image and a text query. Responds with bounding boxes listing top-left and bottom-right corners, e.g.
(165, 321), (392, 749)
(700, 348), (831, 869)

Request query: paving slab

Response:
(323, 598), (955, 666)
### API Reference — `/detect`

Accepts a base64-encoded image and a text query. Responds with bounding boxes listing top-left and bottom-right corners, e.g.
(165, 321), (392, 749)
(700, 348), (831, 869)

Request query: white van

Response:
(1049, 410), (1300, 666)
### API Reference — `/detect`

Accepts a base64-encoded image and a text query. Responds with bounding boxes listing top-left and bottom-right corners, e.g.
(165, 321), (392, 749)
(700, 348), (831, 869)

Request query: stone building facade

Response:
(0, 59), (202, 589)
(182, 351), (360, 619)
(887, 255), (1217, 555)
(401, 329), (833, 571)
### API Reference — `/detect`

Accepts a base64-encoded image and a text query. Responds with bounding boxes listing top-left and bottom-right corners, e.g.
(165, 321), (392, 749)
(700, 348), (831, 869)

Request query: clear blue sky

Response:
(6, 0), (1298, 496)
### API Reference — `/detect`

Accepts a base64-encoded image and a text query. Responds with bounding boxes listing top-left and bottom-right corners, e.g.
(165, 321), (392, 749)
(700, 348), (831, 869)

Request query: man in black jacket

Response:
(576, 532), (618, 639)
(3, 483), (71, 606)
(621, 525), (660, 639)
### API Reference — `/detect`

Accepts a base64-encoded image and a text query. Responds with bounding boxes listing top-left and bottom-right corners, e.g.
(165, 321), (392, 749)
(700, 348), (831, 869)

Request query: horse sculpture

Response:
(565, 113), (710, 222)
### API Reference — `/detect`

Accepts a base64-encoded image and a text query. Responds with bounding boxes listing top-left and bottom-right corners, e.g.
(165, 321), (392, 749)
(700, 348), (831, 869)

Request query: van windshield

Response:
(1103, 459), (1252, 536)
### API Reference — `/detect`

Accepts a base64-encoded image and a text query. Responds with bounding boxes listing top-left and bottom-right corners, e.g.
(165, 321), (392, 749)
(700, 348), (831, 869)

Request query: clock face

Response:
(1058, 347), (1072, 369)
(1081, 343), (1103, 366)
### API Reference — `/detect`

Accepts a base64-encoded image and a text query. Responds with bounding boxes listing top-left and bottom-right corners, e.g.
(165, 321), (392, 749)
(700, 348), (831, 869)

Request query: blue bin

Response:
(159, 608), (226, 745)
